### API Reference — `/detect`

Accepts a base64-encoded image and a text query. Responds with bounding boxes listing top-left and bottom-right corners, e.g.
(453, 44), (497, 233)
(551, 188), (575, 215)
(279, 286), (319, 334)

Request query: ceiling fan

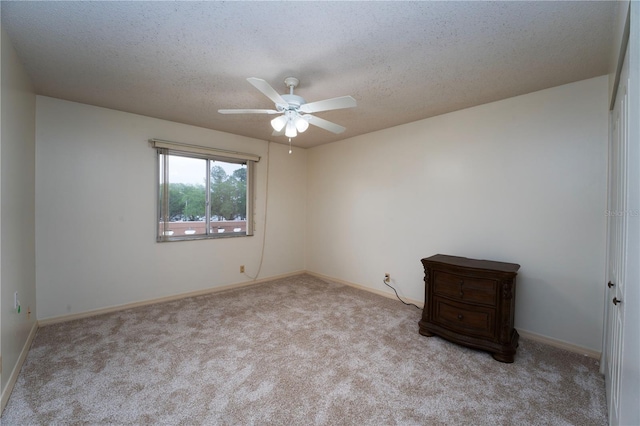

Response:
(218, 77), (356, 138)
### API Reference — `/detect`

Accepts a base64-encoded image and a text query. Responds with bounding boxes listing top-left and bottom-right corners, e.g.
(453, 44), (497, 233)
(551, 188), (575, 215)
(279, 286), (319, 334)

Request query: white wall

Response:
(307, 76), (609, 352)
(1, 27), (37, 404)
(35, 97), (306, 320)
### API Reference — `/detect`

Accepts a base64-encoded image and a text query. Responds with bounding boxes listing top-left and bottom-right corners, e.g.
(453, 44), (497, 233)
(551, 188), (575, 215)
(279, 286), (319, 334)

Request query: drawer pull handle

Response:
(457, 314), (463, 320)
(613, 297), (622, 306)
(608, 281), (615, 288)
(459, 291), (464, 298)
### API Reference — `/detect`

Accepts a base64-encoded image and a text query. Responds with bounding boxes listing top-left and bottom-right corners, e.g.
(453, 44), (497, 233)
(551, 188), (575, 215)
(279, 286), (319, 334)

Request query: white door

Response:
(605, 44), (628, 423)
(604, 15), (640, 421)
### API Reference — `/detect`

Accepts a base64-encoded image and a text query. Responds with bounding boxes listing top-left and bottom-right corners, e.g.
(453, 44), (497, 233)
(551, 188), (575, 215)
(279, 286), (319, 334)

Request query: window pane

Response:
(166, 155), (207, 236)
(157, 146), (254, 241)
(210, 161), (247, 235)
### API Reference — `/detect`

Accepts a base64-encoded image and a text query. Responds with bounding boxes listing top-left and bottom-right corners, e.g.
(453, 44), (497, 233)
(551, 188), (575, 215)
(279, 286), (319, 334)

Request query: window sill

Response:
(157, 233), (252, 242)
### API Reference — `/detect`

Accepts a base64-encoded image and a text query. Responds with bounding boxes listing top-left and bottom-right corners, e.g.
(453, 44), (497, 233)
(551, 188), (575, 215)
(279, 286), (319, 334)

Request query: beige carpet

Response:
(2, 274), (607, 425)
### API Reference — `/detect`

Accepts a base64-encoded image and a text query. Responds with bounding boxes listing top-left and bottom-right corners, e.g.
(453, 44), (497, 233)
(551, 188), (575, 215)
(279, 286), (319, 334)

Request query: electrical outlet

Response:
(384, 273), (390, 283)
(240, 265), (245, 273)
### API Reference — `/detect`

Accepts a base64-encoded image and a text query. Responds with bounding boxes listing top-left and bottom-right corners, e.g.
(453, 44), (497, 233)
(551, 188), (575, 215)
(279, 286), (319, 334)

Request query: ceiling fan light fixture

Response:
(295, 116), (309, 133)
(271, 115), (287, 132)
(285, 120), (297, 138)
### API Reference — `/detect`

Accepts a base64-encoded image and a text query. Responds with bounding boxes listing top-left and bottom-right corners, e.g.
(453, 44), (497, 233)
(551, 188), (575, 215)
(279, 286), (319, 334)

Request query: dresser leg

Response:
(418, 321), (435, 336)
(492, 352), (515, 363)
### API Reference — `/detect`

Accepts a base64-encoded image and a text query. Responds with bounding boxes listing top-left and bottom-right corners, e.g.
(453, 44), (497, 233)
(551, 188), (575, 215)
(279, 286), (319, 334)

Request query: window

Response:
(151, 139), (259, 242)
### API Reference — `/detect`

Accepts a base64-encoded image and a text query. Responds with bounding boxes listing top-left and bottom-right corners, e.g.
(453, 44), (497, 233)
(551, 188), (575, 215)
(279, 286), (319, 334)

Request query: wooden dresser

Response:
(419, 254), (520, 362)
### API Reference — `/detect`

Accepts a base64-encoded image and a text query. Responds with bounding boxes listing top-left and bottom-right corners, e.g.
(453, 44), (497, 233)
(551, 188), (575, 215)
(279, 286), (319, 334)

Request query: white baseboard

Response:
(517, 329), (601, 360)
(35, 269), (600, 361)
(1, 321), (38, 414)
(38, 270), (306, 326)
(306, 271), (424, 308)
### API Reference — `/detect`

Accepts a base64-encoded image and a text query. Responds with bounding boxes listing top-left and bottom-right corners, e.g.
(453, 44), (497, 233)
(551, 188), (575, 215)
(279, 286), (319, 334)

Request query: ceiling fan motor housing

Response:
(280, 94), (306, 110)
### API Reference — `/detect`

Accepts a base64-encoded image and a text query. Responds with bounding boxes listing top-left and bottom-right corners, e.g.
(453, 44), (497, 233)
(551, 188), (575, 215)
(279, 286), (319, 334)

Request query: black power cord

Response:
(383, 279), (421, 310)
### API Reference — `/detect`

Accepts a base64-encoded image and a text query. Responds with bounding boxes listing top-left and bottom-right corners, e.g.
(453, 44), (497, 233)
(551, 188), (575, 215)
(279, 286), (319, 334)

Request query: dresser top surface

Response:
(422, 254), (520, 273)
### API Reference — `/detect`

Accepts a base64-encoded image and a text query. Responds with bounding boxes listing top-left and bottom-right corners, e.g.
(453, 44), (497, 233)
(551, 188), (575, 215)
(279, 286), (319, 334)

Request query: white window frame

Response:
(151, 139), (259, 242)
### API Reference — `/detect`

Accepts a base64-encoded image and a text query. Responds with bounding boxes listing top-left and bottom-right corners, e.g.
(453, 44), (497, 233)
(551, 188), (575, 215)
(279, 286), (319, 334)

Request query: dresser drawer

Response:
(433, 271), (497, 306)
(433, 297), (495, 339)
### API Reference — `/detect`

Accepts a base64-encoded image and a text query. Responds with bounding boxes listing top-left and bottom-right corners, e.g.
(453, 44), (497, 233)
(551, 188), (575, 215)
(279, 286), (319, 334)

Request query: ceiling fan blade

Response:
(218, 109), (279, 114)
(300, 96), (356, 114)
(247, 77), (289, 107)
(306, 115), (346, 134)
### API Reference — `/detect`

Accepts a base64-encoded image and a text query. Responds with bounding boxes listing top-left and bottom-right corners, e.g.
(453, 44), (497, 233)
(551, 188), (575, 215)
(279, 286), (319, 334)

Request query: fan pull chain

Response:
(288, 138), (292, 154)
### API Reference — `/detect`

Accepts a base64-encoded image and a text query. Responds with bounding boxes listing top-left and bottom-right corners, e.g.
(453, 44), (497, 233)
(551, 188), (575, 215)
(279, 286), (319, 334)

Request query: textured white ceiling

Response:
(1, 1), (618, 148)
